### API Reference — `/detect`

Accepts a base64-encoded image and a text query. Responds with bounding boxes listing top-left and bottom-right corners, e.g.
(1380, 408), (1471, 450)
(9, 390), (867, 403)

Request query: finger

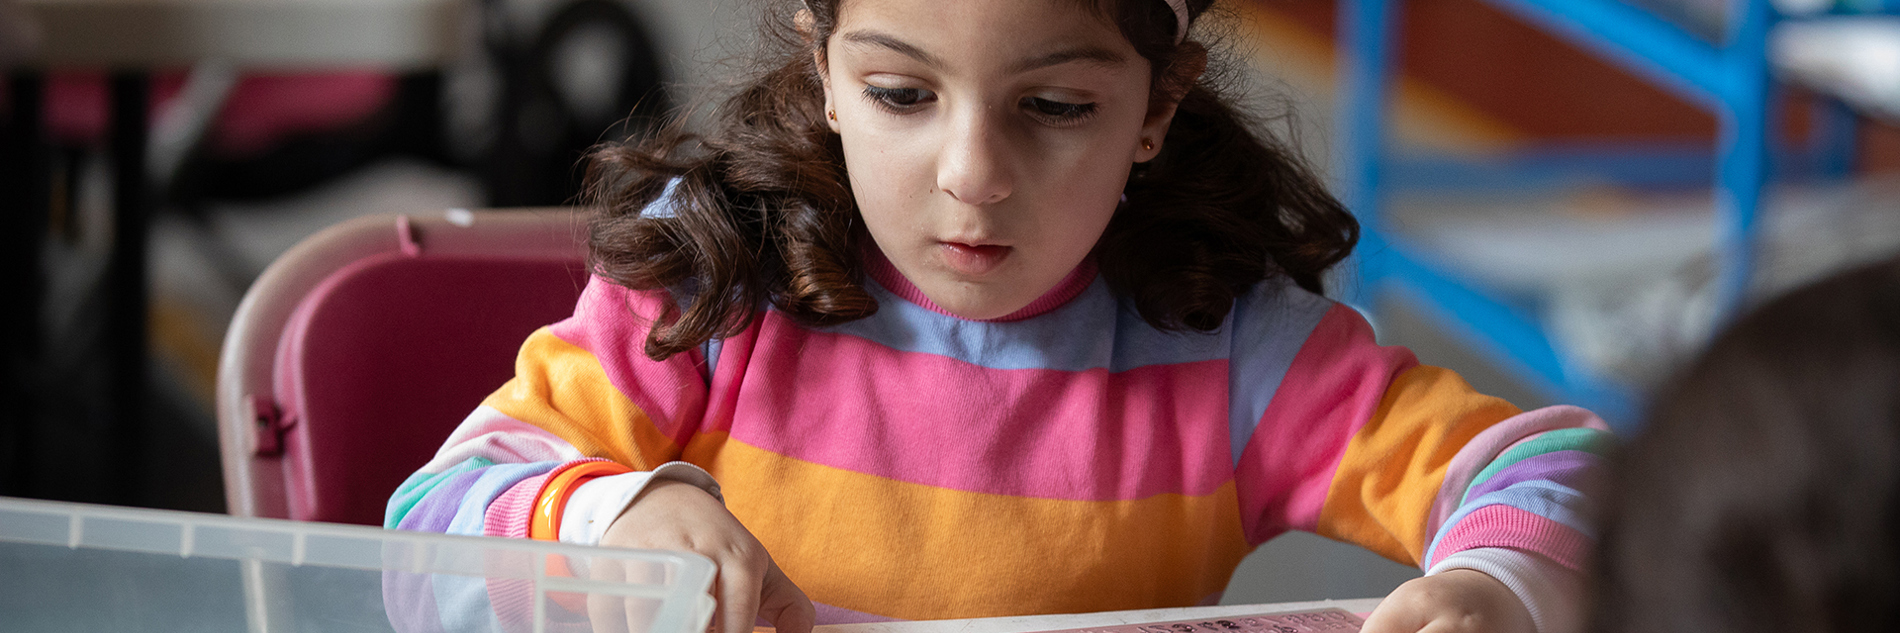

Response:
(757, 562), (816, 633)
(716, 558), (766, 633)
(1358, 599), (1426, 633)
(621, 559), (667, 633)
(587, 560), (631, 633)
(590, 592), (633, 633)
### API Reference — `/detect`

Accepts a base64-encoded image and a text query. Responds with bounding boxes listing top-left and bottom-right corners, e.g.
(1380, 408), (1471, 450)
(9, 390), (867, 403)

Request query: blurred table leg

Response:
(107, 71), (149, 505)
(1, 72), (48, 497)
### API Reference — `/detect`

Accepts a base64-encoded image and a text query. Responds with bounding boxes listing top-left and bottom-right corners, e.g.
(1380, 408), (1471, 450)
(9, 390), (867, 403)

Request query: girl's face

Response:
(819, 0), (1178, 320)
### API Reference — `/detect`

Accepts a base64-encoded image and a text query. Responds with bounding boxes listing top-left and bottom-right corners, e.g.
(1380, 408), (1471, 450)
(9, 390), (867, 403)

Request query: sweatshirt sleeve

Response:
(1231, 284), (1610, 631)
(384, 274), (718, 536)
(380, 276), (722, 632)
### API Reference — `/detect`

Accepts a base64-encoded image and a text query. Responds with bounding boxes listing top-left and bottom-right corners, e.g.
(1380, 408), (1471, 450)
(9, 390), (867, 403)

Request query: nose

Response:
(936, 107), (1014, 206)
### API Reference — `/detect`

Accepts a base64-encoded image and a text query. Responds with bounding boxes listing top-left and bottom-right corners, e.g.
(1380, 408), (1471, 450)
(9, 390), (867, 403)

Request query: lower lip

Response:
(939, 242), (1011, 275)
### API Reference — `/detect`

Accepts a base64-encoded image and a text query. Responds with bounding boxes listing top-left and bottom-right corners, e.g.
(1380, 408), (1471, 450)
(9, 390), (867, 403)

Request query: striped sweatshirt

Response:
(386, 247), (1610, 632)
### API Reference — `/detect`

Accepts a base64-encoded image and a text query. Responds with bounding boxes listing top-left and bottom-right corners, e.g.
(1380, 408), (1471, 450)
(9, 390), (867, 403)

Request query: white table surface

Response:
(808, 599), (1386, 633)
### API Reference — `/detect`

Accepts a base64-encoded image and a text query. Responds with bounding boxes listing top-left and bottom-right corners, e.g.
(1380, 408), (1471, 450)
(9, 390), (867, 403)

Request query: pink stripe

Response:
(549, 276), (711, 446)
(728, 311), (1233, 501)
(1425, 406), (1607, 539)
(864, 243), (1098, 322)
(1426, 504), (1591, 572)
(483, 475), (544, 539)
(1235, 305), (1417, 543)
(483, 476), (545, 631)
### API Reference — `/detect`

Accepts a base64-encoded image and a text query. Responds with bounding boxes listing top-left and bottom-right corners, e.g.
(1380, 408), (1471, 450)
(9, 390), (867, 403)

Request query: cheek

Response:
(839, 125), (934, 233)
(1033, 137), (1133, 222)
(1022, 110), (1143, 197)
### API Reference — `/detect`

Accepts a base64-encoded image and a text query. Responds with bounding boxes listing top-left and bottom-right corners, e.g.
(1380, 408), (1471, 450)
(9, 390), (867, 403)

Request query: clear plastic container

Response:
(0, 496), (717, 633)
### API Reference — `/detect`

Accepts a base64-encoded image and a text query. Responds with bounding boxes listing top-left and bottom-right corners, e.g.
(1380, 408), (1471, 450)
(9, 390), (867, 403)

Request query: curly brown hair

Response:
(585, 0), (1359, 361)
(1590, 255), (1900, 633)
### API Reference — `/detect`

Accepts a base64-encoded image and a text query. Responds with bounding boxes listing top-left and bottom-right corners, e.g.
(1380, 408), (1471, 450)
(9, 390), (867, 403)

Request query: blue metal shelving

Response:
(1335, 0), (1797, 429)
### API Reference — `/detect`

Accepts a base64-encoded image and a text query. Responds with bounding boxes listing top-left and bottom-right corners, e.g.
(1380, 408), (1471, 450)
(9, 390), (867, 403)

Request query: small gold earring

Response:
(827, 109), (837, 121)
(1142, 139), (1154, 151)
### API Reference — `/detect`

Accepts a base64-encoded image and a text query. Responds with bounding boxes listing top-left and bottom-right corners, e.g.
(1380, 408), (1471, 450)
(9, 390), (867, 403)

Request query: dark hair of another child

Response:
(1590, 256), (1900, 633)
(581, 0), (1360, 361)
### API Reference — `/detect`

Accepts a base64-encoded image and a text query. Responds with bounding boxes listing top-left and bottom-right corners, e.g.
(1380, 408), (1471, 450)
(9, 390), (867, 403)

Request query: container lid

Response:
(0, 496), (717, 633)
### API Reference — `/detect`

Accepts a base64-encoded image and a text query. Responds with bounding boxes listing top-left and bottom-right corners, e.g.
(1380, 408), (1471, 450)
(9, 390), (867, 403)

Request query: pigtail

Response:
(585, 50), (874, 361)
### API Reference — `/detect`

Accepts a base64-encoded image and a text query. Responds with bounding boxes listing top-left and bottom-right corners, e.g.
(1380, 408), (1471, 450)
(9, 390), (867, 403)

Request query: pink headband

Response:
(1163, 0), (1191, 44)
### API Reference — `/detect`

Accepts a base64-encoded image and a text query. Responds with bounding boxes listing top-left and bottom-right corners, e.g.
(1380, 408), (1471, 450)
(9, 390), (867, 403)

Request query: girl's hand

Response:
(1360, 569), (1535, 633)
(599, 479), (816, 633)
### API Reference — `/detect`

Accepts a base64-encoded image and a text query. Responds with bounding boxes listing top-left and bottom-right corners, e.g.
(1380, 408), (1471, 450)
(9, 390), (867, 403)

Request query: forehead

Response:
(832, 0), (1138, 73)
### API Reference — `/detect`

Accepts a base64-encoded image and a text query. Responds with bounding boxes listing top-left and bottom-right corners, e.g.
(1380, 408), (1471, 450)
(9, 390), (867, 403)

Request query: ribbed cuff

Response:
(1429, 547), (1583, 633)
(557, 461), (723, 545)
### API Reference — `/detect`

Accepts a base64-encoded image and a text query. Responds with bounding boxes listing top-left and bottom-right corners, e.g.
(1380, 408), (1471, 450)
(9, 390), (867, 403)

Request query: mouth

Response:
(938, 241), (1012, 276)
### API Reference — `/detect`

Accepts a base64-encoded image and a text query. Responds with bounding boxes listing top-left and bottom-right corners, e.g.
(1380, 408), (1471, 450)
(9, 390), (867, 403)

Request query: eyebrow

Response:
(1006, 47), (1127, 74)
(841, 31), (943, 69)
(838, 30), (1128, 75)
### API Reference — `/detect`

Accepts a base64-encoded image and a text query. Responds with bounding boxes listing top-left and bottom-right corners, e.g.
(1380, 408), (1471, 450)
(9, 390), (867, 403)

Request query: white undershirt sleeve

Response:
(556, 461), (723, 546)
(1428, 547), (1584, 633)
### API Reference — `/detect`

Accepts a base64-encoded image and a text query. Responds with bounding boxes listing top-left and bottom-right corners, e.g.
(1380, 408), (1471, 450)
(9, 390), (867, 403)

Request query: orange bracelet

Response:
(529, 460), (633, 541)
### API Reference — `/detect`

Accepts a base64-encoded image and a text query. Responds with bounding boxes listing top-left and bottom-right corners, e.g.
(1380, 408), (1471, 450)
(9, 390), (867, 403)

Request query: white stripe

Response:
(417, 406), (586, 473)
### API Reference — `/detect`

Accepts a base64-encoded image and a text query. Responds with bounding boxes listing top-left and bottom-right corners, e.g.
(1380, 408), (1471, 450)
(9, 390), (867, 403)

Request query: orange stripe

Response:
(483, 327), (681, 468)
(687, 436), (1251, 620)
(1314, 365), (1520, 566)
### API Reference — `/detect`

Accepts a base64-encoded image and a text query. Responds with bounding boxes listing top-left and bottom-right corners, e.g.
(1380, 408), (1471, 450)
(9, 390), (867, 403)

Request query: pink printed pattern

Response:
(729, 309), (1234, 501)
(1235, 304), (1417, 544)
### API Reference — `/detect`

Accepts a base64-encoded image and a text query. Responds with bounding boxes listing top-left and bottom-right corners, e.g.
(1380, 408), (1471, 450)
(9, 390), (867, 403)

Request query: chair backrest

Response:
(216, 209), (591, 525)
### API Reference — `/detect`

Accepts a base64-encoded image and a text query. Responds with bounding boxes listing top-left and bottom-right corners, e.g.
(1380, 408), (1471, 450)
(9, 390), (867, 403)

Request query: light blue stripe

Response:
(1424, 480), (1594, 565)
(385, 457), (491, 529)
(444, 461), (562, 538)
(819, 274), (1229, 373)
(1226, 278), (1337, 465)
(702, 337), (723, 385)
(430, 462), (556, 633)
(641, 178), (684, 218)
(431, 571), (505, 632)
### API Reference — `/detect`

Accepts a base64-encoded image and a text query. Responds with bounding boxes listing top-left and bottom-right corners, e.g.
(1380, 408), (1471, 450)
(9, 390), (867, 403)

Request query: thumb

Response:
(757, 561), (816, 633)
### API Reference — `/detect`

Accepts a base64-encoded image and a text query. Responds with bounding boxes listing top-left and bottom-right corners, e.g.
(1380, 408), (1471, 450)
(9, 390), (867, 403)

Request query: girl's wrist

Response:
(1428, 548), (1583, 633)
(559, 461), (723, 545)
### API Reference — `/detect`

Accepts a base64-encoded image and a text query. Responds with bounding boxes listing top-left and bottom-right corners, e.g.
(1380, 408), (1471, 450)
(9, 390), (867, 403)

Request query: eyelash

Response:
(858, 86), (1098, 125)
(1022, 97), (1098, 124)
(861, 86), (932, 113)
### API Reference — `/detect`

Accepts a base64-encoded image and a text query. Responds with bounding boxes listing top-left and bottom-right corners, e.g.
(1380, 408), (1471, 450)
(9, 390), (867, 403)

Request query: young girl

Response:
(386, 1), (1611, 632)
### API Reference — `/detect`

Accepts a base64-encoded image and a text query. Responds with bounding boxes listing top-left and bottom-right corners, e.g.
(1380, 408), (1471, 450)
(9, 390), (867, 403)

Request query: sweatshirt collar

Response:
(862, 244), (1098, 323)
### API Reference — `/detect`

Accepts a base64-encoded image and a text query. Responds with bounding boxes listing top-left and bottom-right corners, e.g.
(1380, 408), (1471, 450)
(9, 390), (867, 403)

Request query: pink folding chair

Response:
(215, 209), (591, 525)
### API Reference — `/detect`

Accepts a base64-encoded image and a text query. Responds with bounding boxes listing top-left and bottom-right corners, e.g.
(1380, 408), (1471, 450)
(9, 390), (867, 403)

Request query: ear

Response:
(798, 9), (842, 133)
(1135, 42), (1207, 162)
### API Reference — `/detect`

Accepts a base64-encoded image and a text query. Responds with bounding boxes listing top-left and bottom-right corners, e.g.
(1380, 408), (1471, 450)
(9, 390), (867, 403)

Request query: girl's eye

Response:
(1023, 97), (1097, 123)
(862, 86), (934, 113)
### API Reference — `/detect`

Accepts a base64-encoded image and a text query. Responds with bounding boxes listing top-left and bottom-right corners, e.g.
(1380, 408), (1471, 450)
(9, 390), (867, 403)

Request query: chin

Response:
(927, 285), (1032, 321)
